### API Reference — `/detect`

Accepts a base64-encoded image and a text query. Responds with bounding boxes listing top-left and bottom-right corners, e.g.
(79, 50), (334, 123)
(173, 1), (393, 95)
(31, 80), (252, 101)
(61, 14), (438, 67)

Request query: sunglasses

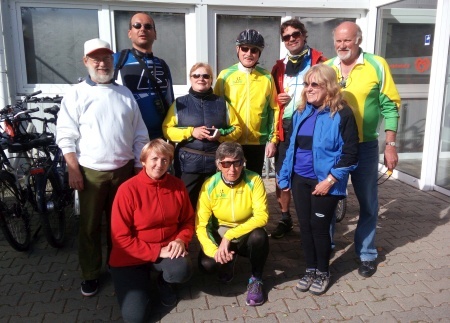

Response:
(302, 82), (322, 89)
(191, 74), (211, 80)
(240, 46), (260, 54)
(131, 22), (154, 30)
(282, 31), (302, 42)
(219, 160), (244, 168)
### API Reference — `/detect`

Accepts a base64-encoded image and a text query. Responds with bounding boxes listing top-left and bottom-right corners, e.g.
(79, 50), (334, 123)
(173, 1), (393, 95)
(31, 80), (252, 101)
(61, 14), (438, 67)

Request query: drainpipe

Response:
(0, 2), (11, 108)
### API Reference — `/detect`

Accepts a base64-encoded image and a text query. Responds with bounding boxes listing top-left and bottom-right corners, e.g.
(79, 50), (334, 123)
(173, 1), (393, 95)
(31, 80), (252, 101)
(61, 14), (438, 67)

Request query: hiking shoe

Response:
(157, 273), (177, 307)
(218, 255), (238, 284)
(81, 279), (98, 297)
(358, 260), (377, 277)
(296, 268), (316, 292)
(270, 220), (293, 239)
(245, 276), (265, 306)
(309, 271), (330, 296)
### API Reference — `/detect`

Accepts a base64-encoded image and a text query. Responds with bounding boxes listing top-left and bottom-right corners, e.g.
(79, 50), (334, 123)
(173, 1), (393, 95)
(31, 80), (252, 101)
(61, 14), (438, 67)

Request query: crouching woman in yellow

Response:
(195, 142), (269, 306)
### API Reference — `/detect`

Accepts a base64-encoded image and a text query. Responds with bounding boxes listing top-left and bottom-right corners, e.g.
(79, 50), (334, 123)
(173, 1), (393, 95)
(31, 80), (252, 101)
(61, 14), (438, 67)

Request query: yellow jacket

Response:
(195, 170), (269, 258)
(214, 63), (279, 145)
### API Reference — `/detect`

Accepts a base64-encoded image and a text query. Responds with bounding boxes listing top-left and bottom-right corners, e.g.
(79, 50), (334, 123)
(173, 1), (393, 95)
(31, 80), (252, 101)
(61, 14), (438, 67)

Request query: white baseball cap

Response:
(84, 38), (114, 56)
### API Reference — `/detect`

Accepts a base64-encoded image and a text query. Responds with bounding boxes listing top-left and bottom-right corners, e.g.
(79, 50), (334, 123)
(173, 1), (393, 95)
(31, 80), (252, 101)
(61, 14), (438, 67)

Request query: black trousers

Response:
(291, 173), (340, 273)
(242, 145), (266, 176)
(198, 227), (269, 279)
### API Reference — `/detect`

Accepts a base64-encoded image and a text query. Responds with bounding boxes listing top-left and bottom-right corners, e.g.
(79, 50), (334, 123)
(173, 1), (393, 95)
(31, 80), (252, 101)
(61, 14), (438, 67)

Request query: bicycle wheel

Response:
(335, 197), (347, 223)
(0, 171), (31, 251)
(38, 171), (66, 248)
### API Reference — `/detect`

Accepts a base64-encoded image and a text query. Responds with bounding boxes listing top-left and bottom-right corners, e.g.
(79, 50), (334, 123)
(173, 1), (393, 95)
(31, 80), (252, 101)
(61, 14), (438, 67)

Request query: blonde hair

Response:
(297, 64), (345, 116)
(140, 139), (174, 163)
(189, 62), (214, 79)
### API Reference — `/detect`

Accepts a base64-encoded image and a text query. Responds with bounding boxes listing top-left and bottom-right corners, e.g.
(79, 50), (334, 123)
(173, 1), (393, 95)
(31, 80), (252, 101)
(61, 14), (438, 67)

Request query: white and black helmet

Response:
(235, 29), (265, 51)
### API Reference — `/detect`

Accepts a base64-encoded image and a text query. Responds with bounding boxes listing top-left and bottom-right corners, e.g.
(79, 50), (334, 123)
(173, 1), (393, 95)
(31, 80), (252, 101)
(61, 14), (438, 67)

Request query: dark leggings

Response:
(110, 256), (192, 323)
(198, 227), (269, 279)
(242, 145), (266, 176)
(291, 173), (340, 273)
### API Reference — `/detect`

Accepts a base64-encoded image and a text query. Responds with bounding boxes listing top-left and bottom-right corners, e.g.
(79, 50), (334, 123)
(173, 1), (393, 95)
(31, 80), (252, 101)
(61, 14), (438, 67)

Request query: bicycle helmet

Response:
(235, 29), (265, 51)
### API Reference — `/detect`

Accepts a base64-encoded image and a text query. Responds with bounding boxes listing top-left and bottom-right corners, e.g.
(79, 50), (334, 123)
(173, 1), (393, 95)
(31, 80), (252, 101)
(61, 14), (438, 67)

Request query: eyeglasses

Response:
(87, 55), (113, 64)
(377, 169), (392, 185)
(131, 22), (154, 30)
(240, 46), (260, 54)
(339, 76), (351, 89)
(219, 160), (244, 168)
(281, 31), (302, 42)
(191, 74), (211, 80)
(302, 82), (322, 89)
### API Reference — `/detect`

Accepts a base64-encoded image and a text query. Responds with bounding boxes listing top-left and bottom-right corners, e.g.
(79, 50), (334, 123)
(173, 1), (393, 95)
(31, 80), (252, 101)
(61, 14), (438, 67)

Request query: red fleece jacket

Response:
(109, 170), (194, 267)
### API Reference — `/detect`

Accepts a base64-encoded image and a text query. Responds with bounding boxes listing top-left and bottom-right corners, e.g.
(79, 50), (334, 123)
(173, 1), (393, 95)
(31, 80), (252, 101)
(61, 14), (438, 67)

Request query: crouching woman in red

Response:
(109, 139), (195, 323)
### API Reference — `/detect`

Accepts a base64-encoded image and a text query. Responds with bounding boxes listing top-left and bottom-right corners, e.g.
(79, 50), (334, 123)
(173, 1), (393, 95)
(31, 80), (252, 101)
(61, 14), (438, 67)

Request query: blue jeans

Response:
(330, 141), (378, 261)
(351, 141), (379, 261)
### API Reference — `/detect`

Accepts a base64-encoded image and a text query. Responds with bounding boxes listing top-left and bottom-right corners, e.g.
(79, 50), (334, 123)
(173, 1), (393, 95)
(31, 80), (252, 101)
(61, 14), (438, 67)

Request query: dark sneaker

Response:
(218, 255), (238, 284)
(81, 279), (99, 297)
(157, 273), (177, 307)
(358, 260), (377, 277)
(245, 276), (265, 306)
(296, 268), (316, 292)
(270, 220), (293, 239)
(309, 271), (330, 296)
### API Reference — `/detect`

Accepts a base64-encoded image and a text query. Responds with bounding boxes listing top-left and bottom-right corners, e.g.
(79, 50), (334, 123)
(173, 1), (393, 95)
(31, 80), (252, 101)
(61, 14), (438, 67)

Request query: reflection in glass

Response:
(299, 17), (356, 59)
(216, 15), (280, 73)
(436, 45), (450, 190)
(22, 7), (98, 84)
(114, 11), (186, 85)
(379, 99), (427, 179)
(376, 0), (437, 85)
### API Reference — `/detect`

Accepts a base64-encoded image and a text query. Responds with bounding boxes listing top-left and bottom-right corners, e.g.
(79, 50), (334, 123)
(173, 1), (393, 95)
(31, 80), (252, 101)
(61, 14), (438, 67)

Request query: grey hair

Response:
(215, 142), (246, 163)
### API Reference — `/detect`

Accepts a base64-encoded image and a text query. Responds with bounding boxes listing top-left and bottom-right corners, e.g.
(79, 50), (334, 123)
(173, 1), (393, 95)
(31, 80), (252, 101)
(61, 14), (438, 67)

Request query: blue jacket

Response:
(277, 103), (359, 196)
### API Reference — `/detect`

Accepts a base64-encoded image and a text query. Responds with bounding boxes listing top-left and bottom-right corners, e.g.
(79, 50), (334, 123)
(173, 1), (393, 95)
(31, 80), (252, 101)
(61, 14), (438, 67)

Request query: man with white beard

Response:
(56, 38), (149, 297)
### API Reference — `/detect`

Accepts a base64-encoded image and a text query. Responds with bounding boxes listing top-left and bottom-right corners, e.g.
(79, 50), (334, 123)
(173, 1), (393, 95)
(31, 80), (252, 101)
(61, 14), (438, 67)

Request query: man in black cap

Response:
(214, 29), (279, 176)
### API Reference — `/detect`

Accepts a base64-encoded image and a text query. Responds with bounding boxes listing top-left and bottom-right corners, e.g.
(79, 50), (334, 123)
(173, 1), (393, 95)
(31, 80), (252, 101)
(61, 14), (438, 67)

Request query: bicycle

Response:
(0, 91), (72, 251)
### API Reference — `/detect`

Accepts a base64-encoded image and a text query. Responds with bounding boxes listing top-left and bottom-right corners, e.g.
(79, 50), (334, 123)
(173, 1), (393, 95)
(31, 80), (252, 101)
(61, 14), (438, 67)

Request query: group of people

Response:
(55, 10), (400, 322)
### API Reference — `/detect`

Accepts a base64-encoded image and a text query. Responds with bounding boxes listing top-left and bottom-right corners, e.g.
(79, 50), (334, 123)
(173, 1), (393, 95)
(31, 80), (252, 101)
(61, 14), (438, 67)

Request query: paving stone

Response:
(368, 284), (404, 300)
(364, 298), (403, 315)
(255, 298), (289, 317)
(275, 309), (313, 322)
(423, 277), (450, 293)
(420, 304), (450, 322)
(422, 289), (450, 307)
(396, 281), (434, 297)
(335, 301), (373, 319)
(390, 308), (432, 322)
(29, 299), (65, 316)
(19, 289), (53, 305)
(394, 293), (433, 311)
(193, 307), (227, 321)
(161, 309), (194, 323)
(305, 306), (344, 321)
(223, 304), (258, 320)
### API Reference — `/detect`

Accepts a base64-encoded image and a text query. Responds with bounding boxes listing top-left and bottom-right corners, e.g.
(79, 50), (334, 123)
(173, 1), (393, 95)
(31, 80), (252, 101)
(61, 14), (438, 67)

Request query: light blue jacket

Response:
(277, 103), (359, 196)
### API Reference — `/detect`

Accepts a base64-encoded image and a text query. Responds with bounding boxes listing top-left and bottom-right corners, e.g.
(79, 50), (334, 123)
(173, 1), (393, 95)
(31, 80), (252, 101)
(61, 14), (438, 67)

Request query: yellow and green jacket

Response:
(326, 51), (401, 142)
(195, 170), (269, 258)
(214, 63), (279, 145)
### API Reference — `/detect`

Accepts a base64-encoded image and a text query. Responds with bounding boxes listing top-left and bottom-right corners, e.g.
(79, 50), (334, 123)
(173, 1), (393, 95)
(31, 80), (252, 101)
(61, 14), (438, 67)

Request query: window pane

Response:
(436, 45), (450, 190)
(216, 15), (280, 73)
(376, 0), (437, 84)
(299, 18), (356, 59)
(114, 11), (186, 85)
(22, 7), (98, 84)
(378, 99), (427, 179)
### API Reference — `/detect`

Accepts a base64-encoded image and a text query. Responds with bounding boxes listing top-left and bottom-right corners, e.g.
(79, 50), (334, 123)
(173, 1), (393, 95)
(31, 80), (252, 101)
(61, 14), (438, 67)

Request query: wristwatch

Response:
(327, 177), (335, 185)
(386, 142), (396, 147)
